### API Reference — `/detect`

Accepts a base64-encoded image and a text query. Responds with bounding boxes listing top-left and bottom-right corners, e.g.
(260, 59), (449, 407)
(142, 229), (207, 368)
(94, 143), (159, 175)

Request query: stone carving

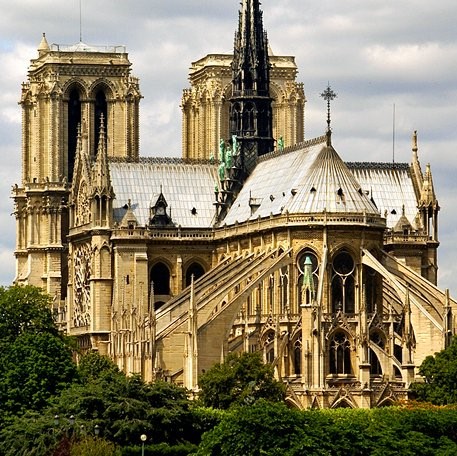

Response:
(75, 181), (90, 226)
(73, 243), (92, 327)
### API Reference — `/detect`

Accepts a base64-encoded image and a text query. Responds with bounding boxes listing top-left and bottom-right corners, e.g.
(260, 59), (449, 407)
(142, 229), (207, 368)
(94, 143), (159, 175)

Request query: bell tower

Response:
(13, 34), (141, 299)
(230, 0), (274, 172)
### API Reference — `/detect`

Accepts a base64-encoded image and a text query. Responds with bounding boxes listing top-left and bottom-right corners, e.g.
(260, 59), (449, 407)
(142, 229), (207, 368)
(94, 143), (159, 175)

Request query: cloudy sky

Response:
(0, 0), (456, 295)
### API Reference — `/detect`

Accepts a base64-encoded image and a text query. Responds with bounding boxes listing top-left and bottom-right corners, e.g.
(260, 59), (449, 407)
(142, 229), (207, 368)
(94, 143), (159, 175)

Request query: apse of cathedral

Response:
(12, 1), (457, 409)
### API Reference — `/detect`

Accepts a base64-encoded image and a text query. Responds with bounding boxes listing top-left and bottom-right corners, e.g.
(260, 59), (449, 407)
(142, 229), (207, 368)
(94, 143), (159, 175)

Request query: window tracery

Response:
(331, 251), (355, 313)
(329, 331), (352, 375)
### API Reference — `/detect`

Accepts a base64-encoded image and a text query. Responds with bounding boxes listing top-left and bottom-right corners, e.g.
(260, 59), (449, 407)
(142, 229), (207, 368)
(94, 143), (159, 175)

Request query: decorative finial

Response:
(320, 84), (337, 145)
(412, 130), (418, 153)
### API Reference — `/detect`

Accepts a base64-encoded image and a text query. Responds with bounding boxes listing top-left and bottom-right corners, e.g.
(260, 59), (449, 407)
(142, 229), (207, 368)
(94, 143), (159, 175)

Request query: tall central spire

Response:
(230, 0), (274, 172)
(232, 0), (270, 95)
(216, 1), (274, 223)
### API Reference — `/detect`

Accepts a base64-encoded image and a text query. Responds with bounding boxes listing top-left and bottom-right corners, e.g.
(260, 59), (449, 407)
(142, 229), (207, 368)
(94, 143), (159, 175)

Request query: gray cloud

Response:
(0, 0), (456, 296)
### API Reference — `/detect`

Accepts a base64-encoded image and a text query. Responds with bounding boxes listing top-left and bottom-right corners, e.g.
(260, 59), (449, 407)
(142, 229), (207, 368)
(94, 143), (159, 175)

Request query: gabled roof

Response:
(223, 137), (379, 226)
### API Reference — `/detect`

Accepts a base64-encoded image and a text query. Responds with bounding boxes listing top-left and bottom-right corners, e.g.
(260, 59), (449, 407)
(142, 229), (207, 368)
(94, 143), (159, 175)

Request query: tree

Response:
(411, 338), (457, 405)
(0, 285), (58, 342)
(198, 352), (285, 409)
(0, 286), (76, 420)
(0, 332), (76, 415)
(194, 400), (325, 456)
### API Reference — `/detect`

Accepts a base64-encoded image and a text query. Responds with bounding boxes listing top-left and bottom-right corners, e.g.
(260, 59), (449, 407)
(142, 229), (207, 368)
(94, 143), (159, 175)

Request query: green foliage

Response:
(0, 285), (57, 341)
(49, 362), (199, 448)
(122, 442), (198, 456)
(70, 436), (121, 456)
(411, 338), (457, 404)
(194, 404), (457, 456)
(0, 411), (60, 456)
(77, 352), (121, 383)
(194, 400), (323, 456)
(0, 332), (76, 416)
(198, 352), (285, 409)
(0, 286), (77, 421)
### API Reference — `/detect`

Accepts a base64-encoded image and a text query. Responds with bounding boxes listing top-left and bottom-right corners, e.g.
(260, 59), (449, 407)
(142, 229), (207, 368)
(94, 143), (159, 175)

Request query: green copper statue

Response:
(218, 160), (226, 181)
(278, 136), (284, 152)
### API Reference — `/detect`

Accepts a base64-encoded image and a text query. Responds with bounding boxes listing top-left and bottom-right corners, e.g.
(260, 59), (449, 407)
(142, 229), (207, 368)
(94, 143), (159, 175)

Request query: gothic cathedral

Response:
(13, 1), (456, 409)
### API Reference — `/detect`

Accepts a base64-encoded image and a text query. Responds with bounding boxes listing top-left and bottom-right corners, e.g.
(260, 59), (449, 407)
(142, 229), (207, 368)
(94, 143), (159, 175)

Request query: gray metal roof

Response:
(110, 159), (219, 228)
(348, 163), (419, 229)
(107, 142), (420, 231)
(223, 137), (380, 226)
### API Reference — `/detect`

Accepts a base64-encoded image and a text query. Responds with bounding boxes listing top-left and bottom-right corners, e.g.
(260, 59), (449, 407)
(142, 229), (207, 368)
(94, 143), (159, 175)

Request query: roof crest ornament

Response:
(320, 83), (337, 146)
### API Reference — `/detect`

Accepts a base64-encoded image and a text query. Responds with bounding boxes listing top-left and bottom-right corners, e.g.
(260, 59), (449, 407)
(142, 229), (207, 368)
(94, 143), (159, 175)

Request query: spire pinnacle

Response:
(93, 113), (113, 197)
(412, 130), (418, 153)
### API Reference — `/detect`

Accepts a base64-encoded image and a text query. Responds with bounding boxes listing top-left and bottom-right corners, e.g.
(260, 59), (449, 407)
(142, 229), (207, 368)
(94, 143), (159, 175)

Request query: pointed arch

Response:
(332, 398), (355, 409)
(262, 329), (275, 363)
(329, 330), (353, 375)
(150, 261), (171, 300)
(90, 80), (115, 157)
(292, 335), (302, 375)
(331, 249), (356, 314)
(63, 80), (87, 182)
(185, 261), (206, 287)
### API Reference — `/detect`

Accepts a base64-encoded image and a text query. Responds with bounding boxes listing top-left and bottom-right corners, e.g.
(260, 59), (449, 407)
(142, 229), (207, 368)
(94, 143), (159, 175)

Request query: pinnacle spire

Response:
(93, 114), (113, 197)
(420, 163), (437, 207)
(232, 0), (270, 94)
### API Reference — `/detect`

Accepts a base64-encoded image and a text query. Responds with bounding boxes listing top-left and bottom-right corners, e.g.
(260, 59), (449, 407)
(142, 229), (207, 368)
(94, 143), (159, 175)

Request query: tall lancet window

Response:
(329, 331), (352, 375)
(94, 90), (107, 156)
(68, 89), (81, 181)
(331, 251), (356, 314)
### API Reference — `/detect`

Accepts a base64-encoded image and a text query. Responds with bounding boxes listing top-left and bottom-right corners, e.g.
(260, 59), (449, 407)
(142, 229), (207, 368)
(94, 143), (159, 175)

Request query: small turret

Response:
(38, 33), (50, 57)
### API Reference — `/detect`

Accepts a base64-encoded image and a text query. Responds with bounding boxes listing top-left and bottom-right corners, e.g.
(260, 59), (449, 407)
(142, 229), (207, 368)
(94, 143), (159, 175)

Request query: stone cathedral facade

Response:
(13, 1), (457, 409)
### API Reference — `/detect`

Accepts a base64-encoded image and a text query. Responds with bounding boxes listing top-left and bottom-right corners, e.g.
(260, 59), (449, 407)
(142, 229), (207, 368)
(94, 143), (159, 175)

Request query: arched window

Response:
(364, 266), (378, 313)
(94, 89), (107, 156)
(279, 267), (289, 315)
(68, 89), (81, 181)
(293, 337), (302, 375)
(369, 332), (385, 377)
(185, 262), (205, 287)
(268, 274), (274, 312)
(150, 262), (170, 296)
(243, 103), (255, 132)
(331, 251), (355, 313)
(329, 331), (352, 375)
(297, 250), (319, 308)
(263, 330), (275, 364)
(369, 348), (382, 376)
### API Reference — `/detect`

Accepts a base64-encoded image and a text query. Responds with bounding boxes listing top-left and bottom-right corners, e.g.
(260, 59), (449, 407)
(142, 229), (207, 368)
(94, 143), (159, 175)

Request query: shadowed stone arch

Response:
(62, 79), (89, 99)
(332, 398), (355, 409)
(150, 261), (172, 304)
(185, 261), (207, 287)
(63, 80), (88, 181)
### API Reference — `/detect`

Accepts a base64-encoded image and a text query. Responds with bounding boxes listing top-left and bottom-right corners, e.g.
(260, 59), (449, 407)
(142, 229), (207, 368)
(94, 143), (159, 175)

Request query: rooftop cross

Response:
(320, 84), (337, 136)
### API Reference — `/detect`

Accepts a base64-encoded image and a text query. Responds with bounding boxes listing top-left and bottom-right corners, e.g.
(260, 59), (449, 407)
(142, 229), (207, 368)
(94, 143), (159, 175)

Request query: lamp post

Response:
(94, 424), (100, 437)
(140, 434), (147, 456)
